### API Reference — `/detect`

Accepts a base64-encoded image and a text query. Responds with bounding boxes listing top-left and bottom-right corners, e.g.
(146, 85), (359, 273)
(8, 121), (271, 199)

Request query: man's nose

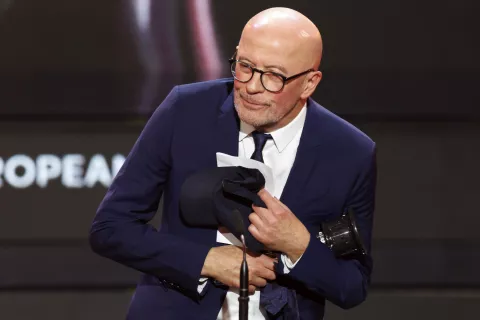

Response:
(246, 71), (265, 94)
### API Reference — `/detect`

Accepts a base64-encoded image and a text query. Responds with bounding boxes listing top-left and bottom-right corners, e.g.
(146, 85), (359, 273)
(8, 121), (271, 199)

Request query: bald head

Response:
(233, 8), (324, 132)
(239, 7), (323, 70)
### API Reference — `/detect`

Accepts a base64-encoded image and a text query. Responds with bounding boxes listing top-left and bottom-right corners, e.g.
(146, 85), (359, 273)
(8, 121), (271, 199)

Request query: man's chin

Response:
(236, 104), (270, 128)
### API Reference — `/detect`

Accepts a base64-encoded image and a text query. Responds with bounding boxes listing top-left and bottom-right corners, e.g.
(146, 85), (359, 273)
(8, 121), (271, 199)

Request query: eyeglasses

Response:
(228, 50), (315, 93)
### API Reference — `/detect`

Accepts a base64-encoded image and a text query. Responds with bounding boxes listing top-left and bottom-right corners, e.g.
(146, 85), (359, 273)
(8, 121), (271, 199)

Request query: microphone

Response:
(232, 209), (249, 320)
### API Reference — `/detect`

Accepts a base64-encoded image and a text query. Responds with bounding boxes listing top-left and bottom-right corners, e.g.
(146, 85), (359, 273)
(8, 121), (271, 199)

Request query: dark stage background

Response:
(0, 0), (479, 319)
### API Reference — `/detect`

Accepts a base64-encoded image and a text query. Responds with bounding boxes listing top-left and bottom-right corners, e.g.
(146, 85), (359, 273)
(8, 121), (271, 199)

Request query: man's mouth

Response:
(240, 94), (268, 109)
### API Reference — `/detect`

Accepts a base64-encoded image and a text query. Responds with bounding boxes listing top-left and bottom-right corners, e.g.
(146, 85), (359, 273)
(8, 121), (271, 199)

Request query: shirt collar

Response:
(238, 102), (307, 153)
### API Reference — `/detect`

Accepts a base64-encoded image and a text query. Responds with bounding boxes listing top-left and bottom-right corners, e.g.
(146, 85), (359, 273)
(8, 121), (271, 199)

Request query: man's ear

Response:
(301, 71), (322, 99)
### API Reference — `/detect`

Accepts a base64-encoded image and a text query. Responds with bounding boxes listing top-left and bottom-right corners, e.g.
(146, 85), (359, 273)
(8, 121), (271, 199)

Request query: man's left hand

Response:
(248, 189), (310, 263)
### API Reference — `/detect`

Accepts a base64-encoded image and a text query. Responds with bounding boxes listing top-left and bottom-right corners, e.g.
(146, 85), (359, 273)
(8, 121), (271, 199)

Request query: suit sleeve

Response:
(89, 86), (211, 299)
(283, 144), (377, 309)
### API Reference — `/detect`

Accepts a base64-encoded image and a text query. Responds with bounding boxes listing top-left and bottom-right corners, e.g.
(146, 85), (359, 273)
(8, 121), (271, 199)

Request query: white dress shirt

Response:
(214, 103), (308, 320)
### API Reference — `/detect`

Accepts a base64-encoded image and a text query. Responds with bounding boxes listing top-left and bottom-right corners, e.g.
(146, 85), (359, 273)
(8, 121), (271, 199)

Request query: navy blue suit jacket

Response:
(89, 78), (377, 319)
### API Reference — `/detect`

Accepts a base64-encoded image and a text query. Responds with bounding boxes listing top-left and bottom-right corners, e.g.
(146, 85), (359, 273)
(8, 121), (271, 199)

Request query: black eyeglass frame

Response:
(228, 50), (316, 93)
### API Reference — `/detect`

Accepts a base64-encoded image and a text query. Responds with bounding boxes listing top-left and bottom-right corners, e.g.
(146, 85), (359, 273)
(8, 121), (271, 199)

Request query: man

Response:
(90, 7), (376, 320)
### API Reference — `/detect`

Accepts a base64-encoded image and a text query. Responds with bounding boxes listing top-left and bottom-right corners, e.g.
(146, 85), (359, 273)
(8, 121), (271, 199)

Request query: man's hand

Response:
(201, 245), (277, 294)
(248, 189), (310, 263)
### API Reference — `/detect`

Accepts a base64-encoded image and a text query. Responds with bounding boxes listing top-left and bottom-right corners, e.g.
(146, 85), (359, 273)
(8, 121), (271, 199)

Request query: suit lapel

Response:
(215, 92), (240, 158)
(187, 90), (239, 249)
(280, 100), (330, 220)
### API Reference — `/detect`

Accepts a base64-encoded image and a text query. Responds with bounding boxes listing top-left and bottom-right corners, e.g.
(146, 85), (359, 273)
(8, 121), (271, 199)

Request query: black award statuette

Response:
(316, 207), (367, 258)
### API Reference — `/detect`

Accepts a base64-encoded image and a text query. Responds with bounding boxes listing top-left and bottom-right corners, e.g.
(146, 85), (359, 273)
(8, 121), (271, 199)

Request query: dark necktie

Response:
(250, 131), (272, 163)
(250, 131), (300, 319)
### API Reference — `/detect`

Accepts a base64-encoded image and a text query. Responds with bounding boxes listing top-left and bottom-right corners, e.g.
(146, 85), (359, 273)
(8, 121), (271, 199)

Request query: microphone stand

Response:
(239, 235), (249, 320)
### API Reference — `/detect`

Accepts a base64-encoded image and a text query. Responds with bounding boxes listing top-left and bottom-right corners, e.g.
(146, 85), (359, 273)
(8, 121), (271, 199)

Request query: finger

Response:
(249, 285), (256, 295)
(257, 268), (276, 281)
(258, 189), (283, 211)
(259, 255), (277, 271)
(251, 203), (276, 224)
(250, 275), (267, 288)
(248, 213), (265, 230)
(272, 196), (290, 211)
(248, 224), (264, 243)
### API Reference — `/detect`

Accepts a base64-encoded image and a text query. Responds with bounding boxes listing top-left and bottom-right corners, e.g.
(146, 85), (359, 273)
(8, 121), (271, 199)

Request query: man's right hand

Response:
(201, 245), (277, 294)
